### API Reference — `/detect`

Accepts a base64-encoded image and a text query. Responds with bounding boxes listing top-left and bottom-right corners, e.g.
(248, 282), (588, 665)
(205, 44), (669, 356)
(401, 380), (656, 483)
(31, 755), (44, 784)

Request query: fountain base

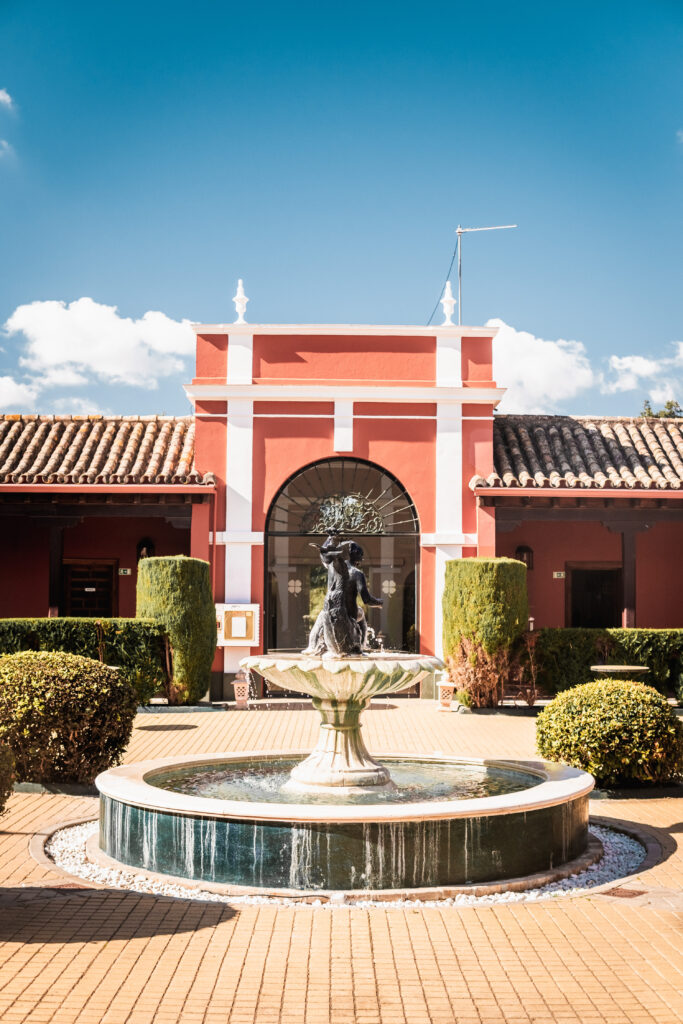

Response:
(95, 754), (595, 891)
(289, 697), (391, 789)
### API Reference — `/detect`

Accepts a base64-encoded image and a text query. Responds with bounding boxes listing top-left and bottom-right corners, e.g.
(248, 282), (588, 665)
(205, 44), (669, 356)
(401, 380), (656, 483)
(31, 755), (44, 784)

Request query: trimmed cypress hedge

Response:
(443, 558), (529, 706)
(0, 618), (168, 705)
(0, 743), (13, 816)
(531, 628), (683, 697)
(136, 556), (216, 705)
(443, 558), (529, 656)
(0, 651), (137, 784)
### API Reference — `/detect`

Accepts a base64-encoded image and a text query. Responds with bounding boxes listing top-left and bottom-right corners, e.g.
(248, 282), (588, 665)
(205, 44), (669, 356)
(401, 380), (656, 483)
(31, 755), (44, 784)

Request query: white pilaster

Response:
(433, 401), (463, 659)
(226, 332), (254, 385)
(224, 398), (254, 674)
(435, 334), (462, 387)
(333, 400), (354, 452)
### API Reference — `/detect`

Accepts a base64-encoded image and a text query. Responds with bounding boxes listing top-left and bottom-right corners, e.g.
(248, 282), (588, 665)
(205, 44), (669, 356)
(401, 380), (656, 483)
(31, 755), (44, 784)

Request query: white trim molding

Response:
(421, 533), (478, 547)
(185, 383), (505, 406)
(334, 400), (354, 452)
(192, 323), (500, 339)
(211, 531), (264, 545)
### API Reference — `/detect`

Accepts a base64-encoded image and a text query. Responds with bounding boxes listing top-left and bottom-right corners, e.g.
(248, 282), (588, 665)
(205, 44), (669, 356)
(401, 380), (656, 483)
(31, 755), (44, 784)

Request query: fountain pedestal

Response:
(241, 654), (441, 790)
(289, 697), (391, 789)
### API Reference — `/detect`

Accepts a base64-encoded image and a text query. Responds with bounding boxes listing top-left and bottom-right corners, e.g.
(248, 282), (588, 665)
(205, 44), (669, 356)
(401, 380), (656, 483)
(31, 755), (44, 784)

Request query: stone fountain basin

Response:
(95, 754), (594, 891)
(241, 653), (440, 702)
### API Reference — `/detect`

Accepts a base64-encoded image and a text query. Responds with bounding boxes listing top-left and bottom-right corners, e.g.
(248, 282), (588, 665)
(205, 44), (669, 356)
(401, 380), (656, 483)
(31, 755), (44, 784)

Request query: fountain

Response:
(95, 534), (594, 894)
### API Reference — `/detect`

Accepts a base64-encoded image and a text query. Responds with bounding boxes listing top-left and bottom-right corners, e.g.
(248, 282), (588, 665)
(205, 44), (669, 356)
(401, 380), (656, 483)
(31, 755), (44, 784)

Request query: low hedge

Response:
(536, 678), (683, 786)
(0, 744), (13, 816)
(0, 651), (137, 783)
(0, 617), (168, 705)
(530, 628), (683, 697)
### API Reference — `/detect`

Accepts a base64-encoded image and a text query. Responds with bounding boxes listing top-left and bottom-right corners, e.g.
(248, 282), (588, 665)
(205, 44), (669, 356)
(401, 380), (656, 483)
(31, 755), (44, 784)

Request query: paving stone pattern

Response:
(1, 701), (682, 1024)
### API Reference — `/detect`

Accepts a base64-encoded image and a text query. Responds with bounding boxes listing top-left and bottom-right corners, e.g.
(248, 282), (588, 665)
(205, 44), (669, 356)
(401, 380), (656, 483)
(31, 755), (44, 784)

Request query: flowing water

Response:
(148, 758), (541, 805)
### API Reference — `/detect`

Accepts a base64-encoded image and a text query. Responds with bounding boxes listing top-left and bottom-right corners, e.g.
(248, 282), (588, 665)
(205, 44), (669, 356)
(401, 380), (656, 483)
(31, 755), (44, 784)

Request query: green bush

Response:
(0, 743), (13, 815)
(136, 556), (216, 705)
(454, 688), (473, 708)
(0, 618), (168, 705)
(536, 678), (683, 786)
(0, 652), (137, 783)
(531, 628), (683, 696)
(443, 558), (528, 707)
(443, 558), (529, 656)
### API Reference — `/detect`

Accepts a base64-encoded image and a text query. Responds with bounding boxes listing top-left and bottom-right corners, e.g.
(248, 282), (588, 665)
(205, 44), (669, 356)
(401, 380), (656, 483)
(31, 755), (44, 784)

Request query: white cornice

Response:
(421, 532), (479, 547)
(185, 383), (505, 405)
(192, 323), (499, 338)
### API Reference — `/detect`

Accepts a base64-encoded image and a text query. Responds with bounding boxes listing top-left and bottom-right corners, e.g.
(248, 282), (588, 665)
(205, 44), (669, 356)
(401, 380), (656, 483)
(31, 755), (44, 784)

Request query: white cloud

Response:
(0, 376), (38, 411)
(601, 344), (683, 403)
(4, 297), (195, 390)
(0, 139), (15, 160)
(0, 89), (12, 109)
(52, 396), (108, 415)
(36, 366), (89, 388)
(602, 354), (664, 393)
(490, 319), (683, 413)
(677, 129), (683, 144)
(489, 319), (596, 413)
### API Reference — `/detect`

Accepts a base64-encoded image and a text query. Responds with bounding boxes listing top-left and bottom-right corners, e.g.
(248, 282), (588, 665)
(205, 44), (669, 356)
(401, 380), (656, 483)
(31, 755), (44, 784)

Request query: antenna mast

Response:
(456, 224), (517, 325)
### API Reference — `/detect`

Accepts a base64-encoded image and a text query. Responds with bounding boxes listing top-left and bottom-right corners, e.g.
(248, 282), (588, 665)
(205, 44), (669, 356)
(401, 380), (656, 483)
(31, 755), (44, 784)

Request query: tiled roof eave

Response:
(489, 415), (683, 493)
(0, 415), (214, 488)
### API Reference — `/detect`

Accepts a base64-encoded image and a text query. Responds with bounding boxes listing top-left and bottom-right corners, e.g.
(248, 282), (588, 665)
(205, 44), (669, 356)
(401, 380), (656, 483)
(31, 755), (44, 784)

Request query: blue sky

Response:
(0, 0), (681, 416)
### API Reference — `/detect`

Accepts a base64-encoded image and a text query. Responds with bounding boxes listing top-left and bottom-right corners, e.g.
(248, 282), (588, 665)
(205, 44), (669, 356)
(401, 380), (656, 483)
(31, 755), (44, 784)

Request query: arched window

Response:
(265, 458), (420, 653)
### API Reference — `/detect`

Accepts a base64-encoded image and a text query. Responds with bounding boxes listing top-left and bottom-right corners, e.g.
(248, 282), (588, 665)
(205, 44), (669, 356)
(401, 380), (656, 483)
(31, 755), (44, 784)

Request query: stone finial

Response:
(233, 279), (249, 324)
(440, 281), (456, 326)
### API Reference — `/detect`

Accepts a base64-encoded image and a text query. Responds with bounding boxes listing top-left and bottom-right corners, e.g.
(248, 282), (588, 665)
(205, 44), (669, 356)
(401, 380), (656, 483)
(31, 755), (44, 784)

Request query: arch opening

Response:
(265, 458), (420, 654)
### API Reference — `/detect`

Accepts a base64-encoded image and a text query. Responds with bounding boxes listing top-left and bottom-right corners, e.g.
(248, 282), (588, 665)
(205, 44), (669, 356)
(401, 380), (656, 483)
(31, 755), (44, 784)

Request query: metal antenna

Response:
(456, 224), (517, 325)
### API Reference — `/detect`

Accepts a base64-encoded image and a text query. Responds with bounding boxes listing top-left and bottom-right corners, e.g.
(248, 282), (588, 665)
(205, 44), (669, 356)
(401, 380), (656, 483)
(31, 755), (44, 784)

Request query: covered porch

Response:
(0, 415), (215, 619)
(474, 414), (683, 629)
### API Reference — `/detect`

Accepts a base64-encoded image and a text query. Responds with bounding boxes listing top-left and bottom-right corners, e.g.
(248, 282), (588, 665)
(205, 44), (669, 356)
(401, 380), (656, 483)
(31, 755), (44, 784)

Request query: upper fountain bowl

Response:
(241, 652), (442, 703)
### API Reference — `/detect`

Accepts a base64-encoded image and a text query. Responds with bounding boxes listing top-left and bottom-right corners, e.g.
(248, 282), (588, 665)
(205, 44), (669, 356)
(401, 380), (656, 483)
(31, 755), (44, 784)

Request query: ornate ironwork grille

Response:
(265, 459), (420, 655)
(267, 459), (419, 536)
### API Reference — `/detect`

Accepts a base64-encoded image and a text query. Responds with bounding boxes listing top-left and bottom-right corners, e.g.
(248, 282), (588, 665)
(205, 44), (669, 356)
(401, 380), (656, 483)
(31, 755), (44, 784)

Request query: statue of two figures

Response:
(303, 534), (383, 657)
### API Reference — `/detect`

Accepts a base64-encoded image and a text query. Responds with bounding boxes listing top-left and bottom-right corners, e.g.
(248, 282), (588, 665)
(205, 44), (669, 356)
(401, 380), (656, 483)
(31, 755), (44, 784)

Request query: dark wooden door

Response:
(569, 567), (622, 627)
(63, 560), (118, 617)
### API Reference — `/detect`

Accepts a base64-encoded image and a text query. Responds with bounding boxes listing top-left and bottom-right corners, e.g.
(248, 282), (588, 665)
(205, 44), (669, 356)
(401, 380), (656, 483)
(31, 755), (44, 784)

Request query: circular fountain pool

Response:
(150, 756), (542, 804)
(96, 753), (594, 892)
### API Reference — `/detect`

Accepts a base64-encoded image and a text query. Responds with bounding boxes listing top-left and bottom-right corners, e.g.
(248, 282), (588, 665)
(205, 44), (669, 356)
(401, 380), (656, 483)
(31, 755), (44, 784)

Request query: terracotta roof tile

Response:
(0, 415), (213, 486)
(478, 415), (683, 490)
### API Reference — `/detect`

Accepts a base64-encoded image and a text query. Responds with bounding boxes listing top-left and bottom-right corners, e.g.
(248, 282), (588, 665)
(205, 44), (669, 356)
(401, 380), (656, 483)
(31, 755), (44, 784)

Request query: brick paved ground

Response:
(1, 700), (682, 1024)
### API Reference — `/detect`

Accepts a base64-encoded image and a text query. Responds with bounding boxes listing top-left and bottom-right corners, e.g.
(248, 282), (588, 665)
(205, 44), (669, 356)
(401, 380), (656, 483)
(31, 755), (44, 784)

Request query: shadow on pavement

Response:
(0, 886), (237, 942)
(136, 723), (198, 731)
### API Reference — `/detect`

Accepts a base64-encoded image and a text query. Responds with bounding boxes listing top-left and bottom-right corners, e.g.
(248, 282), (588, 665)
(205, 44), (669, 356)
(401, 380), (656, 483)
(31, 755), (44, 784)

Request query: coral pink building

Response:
(2, 314), (682, 698)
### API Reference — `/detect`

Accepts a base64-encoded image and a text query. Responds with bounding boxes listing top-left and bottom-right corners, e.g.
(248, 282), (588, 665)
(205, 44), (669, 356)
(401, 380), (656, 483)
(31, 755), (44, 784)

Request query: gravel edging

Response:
(44, 821), (646, 909)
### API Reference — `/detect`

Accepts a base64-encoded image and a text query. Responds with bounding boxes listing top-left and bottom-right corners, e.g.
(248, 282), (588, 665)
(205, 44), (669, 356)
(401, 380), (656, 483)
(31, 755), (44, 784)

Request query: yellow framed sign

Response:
(215, 603), (260, 647)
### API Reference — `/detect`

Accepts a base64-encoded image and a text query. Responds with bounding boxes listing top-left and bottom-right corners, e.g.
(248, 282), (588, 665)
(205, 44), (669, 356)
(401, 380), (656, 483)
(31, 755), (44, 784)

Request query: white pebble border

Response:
(45, 822), (646, 908)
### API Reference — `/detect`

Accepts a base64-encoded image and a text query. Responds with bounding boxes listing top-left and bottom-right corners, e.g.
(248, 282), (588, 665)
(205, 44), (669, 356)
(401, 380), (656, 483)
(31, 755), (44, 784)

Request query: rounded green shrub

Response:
(536, 679), (683, 787)
(0, 651), (137, 784)
(0, 743), (14, 815)
(136, 555), (216, 705)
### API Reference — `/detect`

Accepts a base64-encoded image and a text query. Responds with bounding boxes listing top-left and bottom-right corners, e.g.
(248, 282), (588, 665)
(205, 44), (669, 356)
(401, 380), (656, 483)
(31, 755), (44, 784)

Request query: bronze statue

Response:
(303, 534), (382, 656)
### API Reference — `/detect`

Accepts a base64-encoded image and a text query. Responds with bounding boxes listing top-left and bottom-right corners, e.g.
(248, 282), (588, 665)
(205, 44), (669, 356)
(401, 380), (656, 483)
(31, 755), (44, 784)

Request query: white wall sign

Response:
(216, 603), (260, 647)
